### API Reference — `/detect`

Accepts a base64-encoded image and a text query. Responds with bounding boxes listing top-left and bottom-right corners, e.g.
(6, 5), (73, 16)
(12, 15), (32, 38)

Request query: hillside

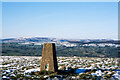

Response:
(1, 37), (119, 57)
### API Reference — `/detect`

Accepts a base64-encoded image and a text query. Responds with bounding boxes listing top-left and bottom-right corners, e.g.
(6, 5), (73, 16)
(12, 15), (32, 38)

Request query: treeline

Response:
(2, 43), (43, 56)
(2, 43), (119, 57)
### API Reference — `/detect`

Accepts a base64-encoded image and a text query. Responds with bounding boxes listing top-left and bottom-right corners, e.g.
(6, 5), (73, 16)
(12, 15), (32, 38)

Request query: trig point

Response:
(40, 43), (58, 72)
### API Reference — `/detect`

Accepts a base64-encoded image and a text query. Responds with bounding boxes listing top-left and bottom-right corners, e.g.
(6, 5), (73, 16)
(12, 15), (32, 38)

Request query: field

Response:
(1, 56), (120, 80)
(2, 42), (119, 57)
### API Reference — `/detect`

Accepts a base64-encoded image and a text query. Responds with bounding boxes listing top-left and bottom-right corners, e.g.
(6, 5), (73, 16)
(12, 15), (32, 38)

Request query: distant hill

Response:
(0, 37), (118, 44)
(1, 37), (119, 58)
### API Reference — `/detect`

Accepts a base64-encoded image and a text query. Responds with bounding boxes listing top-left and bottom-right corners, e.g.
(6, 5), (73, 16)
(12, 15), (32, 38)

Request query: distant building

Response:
(40, 43), (58, 72)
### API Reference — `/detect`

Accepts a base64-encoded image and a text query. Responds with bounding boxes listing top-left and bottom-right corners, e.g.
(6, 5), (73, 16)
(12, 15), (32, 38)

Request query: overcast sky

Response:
(2, 2), (118, 39)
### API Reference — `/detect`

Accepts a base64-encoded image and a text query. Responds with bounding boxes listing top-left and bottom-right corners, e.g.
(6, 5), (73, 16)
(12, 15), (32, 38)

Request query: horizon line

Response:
(1, 36), (118, 40)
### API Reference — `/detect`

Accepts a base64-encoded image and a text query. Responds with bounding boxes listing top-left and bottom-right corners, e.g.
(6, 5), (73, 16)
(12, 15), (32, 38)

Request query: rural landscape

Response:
(1, 37), (120, 79)
(1, 37), (119, 57)
(1, 1), (119, 80)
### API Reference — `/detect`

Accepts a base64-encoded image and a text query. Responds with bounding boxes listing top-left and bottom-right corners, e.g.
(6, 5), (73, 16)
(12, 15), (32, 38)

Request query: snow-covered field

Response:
(1, 56), (120, 79)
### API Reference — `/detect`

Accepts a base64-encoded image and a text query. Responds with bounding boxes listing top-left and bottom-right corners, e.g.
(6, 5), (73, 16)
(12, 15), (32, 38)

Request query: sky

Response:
(2, 2), (118, 39)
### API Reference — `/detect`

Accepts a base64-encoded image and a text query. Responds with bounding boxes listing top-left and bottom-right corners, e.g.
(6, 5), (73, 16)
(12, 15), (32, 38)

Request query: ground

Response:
(1, 56), (120, 80)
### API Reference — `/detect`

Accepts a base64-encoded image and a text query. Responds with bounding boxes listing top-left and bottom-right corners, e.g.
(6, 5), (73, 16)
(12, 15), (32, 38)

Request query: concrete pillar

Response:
(40, 43), (58, 72)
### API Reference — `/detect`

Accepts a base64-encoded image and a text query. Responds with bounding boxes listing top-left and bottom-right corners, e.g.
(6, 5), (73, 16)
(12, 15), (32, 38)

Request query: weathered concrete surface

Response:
(40, 43), (58, 72)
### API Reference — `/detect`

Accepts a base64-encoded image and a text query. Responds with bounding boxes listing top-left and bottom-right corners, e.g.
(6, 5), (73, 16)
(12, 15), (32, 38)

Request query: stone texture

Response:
(40, 43), (58, 72)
